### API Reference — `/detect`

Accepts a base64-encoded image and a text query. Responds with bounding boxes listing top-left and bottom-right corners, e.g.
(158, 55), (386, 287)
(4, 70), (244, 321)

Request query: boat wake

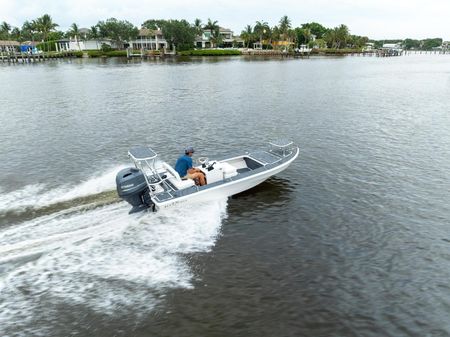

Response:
(0, 165), (129, 216)
(0, 166), (228, 336)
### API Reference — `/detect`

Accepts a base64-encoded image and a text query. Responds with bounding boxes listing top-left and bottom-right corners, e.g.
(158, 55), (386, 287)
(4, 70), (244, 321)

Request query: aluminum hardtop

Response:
(128, 146), (157, 161)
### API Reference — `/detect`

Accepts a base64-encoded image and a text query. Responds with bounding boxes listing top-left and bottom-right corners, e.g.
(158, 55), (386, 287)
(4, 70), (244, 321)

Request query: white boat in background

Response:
(116, 140), (299, 212)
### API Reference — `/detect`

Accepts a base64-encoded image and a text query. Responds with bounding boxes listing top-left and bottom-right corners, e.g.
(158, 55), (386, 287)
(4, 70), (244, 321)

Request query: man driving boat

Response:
(174, 146), (206, 186)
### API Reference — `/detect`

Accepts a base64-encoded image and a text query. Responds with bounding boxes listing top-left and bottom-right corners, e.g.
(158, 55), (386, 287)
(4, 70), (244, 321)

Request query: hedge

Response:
(73, 50), (129, 58)
(36, 41), (57, 52)
(178, 49), (241, 56)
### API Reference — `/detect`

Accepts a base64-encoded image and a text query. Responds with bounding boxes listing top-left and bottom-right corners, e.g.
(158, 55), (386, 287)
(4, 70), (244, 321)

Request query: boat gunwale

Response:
(152, 146), (299, 207)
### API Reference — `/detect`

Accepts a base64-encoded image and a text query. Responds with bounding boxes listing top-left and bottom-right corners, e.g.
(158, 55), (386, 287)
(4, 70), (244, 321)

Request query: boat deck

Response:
(248, 151), (282, 165)
(151, 147), (298, 204)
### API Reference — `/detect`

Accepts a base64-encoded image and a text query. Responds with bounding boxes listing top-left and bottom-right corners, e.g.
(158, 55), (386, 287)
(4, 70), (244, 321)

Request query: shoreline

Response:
(1, 48), (447, 64)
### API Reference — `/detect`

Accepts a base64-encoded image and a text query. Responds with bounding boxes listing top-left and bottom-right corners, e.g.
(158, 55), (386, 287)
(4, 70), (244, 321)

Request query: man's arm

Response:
(187, 157), (193, 169)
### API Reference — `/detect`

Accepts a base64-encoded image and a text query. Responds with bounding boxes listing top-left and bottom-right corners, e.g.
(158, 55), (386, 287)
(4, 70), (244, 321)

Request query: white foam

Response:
(0, 165), (128, 213)
(0, 197), (228, 335)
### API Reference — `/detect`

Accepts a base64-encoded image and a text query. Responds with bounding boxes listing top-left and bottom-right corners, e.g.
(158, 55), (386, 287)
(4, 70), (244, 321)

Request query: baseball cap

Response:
(185, 146), (195, 153)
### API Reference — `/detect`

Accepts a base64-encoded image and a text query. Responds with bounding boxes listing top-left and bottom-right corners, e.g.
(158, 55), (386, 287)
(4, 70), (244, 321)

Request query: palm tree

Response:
(1, 21), (11, 39)
(336, 24), (349, 48)
(254, 21), (268, 33)
(89, 26), (99, 38)
(204, 18), (219, 48)
(193, 18), (203, 36)
(240, 25), (253, 48)
(10, 27), (21, 41)
(271, 25), (280, 42)
(67, 23), (81, 50)
(288, 29), (296, 47)
(324, 29), (338, 48)
(21, 20), (36, 41)
(278, 15), (291, 40)
(34, 14), (58, 51)
(68, 23), (79, 38)
(210, 29), (222, 48)
(254, 21), (270, 46)
(302, 28), (312, 44)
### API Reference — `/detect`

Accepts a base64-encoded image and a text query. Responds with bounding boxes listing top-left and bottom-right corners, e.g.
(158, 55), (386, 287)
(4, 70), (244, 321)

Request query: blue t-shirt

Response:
(174, 154), (193, 177)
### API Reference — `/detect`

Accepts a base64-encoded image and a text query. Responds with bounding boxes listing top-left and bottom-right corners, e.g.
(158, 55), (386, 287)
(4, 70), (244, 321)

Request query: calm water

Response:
(0, 55), (449, 337)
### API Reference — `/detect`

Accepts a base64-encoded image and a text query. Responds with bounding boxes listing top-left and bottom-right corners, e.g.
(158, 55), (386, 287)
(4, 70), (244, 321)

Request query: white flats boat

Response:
(116, 140), (299, 213)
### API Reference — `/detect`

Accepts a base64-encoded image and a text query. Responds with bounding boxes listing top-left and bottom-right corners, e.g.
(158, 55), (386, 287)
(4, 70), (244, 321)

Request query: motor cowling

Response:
(116, 167), (152, 212)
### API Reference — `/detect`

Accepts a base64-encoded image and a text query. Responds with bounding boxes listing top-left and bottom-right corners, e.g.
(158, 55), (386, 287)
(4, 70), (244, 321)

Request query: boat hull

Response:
(153, 147), (299, 210)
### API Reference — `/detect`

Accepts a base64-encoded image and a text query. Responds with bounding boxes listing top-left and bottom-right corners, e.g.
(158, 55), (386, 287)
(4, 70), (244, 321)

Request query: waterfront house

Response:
(129, 28), (168, 50)
(55, 38), (116, 51)
(195, 27), (244, 48)
(272, 40), (295, 50)
(253, 39), (294, 50)
(0, 40), (20, 53)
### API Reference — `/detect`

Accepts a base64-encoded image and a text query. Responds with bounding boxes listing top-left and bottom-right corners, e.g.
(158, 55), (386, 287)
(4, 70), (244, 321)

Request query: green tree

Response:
(193, 18), (203, 36)
(422, 38), (442, 50)
(278, 15), (291, 40)
(0, 21), (11, 39)
(301, 22), (328, 39)
(204, 18), (220, 47)
(97, 18), (138, 49)
(47, 31), (64, 41)
(210, 28), (222, 48)
(302, 28), (312, 44)
(66, 23), (81, 50)
(89, 25), (99, 39)
(336, 24), (349, 48)
(271, 25), (280, 41)
(324, 28), (337, 48)
(403, 38), (420, 50)
(21, 20), (38, 41)
(324, 24), (350, 48)
(294, 28), (307, 46)
(142, 19), (167, 30)
(314, 38), (326, 48)
(254, 21), (270, 45)
(10, 27), (21, 41)
(288, 28), (296, 47)
(349, 35), (368, 48)
(67, 23), (79, 38)
(240, 25), (253, 48)
(160, 19), (196, 51)
(34, 14), (58, 42)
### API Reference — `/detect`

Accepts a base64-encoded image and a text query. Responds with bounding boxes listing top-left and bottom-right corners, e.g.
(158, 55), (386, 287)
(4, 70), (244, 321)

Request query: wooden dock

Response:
(241, 48), (404, 58)
(0, 52), (74, 63)
(404, 49), (449, 55)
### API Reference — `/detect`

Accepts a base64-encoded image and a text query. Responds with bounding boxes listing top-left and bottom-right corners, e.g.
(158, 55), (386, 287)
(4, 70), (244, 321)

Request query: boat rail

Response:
(128, 145), (174, 195)
(268, 139), (296, 156)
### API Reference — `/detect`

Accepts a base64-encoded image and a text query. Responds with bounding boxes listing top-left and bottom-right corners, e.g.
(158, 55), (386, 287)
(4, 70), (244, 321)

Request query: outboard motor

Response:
(116, 167), (153, 213)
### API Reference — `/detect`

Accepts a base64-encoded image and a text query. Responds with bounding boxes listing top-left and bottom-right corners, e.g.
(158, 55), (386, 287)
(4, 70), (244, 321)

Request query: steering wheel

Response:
(198, 157), (209, 165)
